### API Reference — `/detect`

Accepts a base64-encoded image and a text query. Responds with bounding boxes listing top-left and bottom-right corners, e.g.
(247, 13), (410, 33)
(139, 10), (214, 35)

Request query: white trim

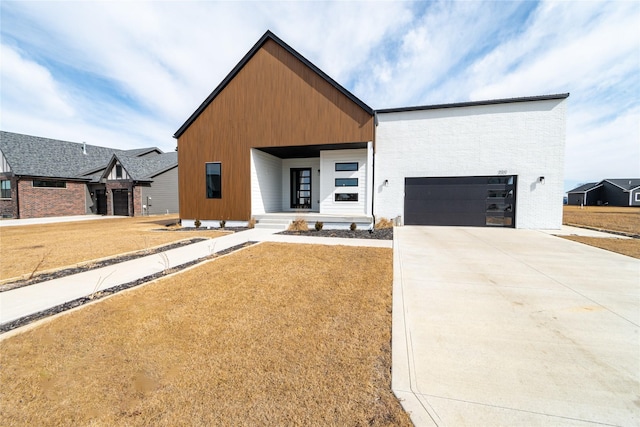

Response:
(107, 161), (130, 180)
(366, 141), (373, 216)
(0, 151), (11, 173)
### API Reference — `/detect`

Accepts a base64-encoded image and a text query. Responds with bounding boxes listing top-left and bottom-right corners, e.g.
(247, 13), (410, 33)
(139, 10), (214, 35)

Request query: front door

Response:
(95, 189), (107, 215)
(290, 168), (312, 209)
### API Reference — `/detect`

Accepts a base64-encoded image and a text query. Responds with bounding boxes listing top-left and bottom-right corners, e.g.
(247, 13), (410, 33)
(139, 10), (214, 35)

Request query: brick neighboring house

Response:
(0, 131), (178, 219)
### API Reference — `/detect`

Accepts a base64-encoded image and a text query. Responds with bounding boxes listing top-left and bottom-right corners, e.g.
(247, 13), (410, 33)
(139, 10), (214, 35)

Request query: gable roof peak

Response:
(173, 30), (373, 139)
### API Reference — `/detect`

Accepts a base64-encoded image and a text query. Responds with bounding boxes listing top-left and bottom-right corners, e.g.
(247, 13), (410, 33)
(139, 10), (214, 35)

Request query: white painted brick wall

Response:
(374, 98), (567, 229)
(320, 148), (368, 215)
(250, 149), (282, 214)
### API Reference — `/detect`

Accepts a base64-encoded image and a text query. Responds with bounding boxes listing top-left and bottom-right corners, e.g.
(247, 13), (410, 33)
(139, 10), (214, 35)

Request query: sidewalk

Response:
(0, 215), (125, 227)
(0, 228), (391, 327)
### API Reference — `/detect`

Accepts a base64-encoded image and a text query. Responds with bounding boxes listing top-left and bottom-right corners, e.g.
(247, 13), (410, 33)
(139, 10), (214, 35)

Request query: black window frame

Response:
(335, 178), (358, 187)
(115, 164), (123, 179)
(335, 162), (358, 172)
(32, 180), (66, 188)
(0, 180), (10, 199)
(335, 193), (358, 202)
(205, 162), (222, 199)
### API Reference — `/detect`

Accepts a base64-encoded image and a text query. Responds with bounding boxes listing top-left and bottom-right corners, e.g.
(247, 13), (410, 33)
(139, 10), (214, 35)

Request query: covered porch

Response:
(250, 142), (373, 225)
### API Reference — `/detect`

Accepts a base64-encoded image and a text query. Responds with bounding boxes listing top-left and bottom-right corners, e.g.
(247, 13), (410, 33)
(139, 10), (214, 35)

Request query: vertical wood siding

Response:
(178, 40), (374, 221)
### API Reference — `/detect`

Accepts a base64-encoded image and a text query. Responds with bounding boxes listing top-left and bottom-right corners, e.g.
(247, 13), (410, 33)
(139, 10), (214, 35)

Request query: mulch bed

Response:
(280, 228), (393, 240)
(0, 242), (257, 334)
(157, 227), (250, 232)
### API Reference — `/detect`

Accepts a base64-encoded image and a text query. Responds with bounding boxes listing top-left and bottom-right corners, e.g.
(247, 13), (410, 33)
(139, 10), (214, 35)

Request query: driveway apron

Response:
(392, 226), (639, 426)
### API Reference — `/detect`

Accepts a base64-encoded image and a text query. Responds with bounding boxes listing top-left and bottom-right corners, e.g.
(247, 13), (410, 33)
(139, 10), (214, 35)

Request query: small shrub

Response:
(248, 217), (256, 229)
(219, 220), (226, 229)
(374, 217), (394, 229)
(194, 219), (201, 229)
(314, 221), (323, 231)
(350, 222), (357, 231)
(288, 218), (308, 231)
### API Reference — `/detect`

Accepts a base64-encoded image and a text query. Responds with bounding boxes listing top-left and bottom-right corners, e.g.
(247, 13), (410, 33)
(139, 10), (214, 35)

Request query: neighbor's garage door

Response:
(112, 189), (130, 216)
(404, 176), (516, 227)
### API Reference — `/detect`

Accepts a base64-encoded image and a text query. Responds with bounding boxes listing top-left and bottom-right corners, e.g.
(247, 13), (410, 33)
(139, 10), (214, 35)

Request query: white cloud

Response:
(468, 1), (639, 101)
(1, 0), (638, 182)
(0, 44), (75, 119)
(566, 107), (640, 181)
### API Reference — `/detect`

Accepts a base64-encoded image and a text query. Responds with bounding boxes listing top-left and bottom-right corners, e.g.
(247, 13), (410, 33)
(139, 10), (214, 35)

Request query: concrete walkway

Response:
(393, 226), (639, 426)
(0, 228), (391, 326)
(0, 214), (126, 227)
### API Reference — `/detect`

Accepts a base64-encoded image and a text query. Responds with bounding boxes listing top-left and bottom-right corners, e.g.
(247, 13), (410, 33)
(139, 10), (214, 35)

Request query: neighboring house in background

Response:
(174, 31), (568, 229)
(567, 179), (640, 207)
(0, 131), (178, 219)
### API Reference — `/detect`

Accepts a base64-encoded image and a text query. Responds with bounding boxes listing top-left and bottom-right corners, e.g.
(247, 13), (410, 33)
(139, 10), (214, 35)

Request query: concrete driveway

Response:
(392, 226), (639, 426)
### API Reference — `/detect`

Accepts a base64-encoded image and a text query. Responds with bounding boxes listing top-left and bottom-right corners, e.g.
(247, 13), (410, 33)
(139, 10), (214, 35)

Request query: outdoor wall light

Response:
(539, 176), (545, 184)
(384, 179), (389, 187)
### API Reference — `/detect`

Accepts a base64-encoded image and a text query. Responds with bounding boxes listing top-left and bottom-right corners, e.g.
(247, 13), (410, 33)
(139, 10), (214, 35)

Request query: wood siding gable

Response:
(176, 31), (374, 221)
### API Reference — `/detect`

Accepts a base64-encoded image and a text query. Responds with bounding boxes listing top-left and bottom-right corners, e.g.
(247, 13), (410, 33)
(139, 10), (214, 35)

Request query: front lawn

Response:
(562, 206), (640, 259)
(0, 243), (411, 426)
(0, 215), (228, 281)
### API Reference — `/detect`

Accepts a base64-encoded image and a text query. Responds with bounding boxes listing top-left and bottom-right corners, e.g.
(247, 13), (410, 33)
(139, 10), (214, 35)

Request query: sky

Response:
(1, 1), (638, 191)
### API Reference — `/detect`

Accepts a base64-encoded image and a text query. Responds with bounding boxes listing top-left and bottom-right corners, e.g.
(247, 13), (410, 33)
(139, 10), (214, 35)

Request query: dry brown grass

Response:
(562, 206), (640, 259)
(563, 205), (640, 235)
(562, 236), (640, 259)
(0, 243), (411, 426)
(288, 217), (308, 231)
(375, 217), (394, 230)
(0, 215), (228, 281)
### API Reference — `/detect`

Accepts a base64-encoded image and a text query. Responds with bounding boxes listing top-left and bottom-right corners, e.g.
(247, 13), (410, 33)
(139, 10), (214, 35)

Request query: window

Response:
(0, 180), (10, 199)
(335, 178), (358, 187)
(206, 162), (221, 199)
(33, 180), (66, 188)
(335, 193), (358, 202)
(115, 164), (123, 179)
(636, 192), (640, 202)
(487, 189), (513, 198)
(335, 162), (358, 171)
(488, 176), (514, 185)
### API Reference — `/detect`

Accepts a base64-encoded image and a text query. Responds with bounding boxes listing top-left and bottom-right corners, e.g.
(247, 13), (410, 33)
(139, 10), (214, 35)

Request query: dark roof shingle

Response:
(0, 131), (174, 181)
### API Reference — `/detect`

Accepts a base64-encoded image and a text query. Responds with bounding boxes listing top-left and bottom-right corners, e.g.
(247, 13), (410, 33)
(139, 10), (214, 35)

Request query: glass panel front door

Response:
(291, 168), (312, 209)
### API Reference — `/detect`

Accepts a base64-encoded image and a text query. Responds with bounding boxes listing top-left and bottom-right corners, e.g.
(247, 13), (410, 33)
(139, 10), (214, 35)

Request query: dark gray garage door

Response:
(112, 189), (129, 216)
(404, 176), (516, 227)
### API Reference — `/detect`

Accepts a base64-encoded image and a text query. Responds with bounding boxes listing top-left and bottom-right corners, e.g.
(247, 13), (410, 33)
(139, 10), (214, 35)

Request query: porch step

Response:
(255, 218), (291, 230)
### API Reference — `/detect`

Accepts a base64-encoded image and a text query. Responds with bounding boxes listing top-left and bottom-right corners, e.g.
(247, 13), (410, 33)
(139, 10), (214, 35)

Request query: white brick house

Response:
(374, 95), (567, 229)
(176, 31), (568, 230)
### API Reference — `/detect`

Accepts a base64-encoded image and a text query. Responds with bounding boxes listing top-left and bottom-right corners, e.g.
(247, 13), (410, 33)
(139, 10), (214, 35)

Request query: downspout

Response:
(371, 111), (379, 230)
(131, 182), (135, 217)
(15, 176), (20, 219)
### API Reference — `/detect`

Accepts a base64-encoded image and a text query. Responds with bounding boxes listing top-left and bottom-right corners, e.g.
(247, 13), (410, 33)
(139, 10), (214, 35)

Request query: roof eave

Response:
(603, 179), (640, 192)
(375, 93), (570, 114)
(145, 163), (178, 180)
(173, 30), (373, 139)
(13, 174), (91, 182)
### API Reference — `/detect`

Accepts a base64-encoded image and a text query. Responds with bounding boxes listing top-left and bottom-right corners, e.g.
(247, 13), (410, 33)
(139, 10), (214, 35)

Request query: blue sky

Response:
(1, 1), (638, 191)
